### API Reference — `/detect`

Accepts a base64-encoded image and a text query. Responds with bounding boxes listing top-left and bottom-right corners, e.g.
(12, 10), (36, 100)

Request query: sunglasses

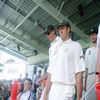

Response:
(46, 30), (52, 35)
(24, 82), (32, 85)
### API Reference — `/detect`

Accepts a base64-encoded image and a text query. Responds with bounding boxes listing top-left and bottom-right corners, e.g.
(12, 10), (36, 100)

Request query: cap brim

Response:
(89, 31), (98, 35)
(44, 28), (54, 34)
(57, 24), (66, 29)
(44, 30), (48, 34)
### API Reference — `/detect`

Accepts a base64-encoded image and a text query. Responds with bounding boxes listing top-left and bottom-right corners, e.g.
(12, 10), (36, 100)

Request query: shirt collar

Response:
(50, 36), (59, 46)
(61, 38), (72, 45)
(90, 44), (97, 48)
(24, 90), (31, 95)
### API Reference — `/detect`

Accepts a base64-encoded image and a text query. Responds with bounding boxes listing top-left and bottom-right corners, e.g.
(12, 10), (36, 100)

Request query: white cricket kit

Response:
(40, 36), (62, 100)
(85, 45), (98, 74)
(49, 39), (85, 100)
(47, 36), (62, 73)
(85, 45), (98, 100)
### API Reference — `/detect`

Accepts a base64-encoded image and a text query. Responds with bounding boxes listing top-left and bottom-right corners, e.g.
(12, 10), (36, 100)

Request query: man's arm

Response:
(95, 45), (100, 85)
(96, 45), (100, 72)
(38, 72), (48, 85)
(43, 73), (52, 100)
(83, 68), (88, 91)
(76, 72), (83, 100)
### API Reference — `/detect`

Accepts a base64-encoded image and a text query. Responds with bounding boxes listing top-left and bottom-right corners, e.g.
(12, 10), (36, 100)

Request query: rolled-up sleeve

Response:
(74, 43), (85, 73)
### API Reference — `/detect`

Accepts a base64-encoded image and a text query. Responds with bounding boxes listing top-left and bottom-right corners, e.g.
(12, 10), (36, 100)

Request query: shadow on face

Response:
(90, 33), (97, 43)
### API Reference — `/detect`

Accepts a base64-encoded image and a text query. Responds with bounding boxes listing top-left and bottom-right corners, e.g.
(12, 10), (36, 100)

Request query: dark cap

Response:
(44, 25), (54, 34)
(89, 28), (98, 35)
(57, 20), (71, 29)
(38, 70), (41, 73)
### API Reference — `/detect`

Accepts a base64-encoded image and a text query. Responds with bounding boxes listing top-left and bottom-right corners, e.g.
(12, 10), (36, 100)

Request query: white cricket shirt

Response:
(50, 39), (85, 85)
(47, 36), (62, 73)
(85, 45), (98, 74)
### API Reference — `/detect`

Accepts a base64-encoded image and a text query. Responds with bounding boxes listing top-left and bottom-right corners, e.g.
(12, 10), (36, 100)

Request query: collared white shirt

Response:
(47, 36), (62, 73)
(85, 45), (98, 74)
(50, 39), (85, 85)
(20, 91), (33, 100)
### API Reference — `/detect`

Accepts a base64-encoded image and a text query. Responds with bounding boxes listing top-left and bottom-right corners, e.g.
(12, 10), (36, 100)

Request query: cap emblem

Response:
(91, 29), (94, 32)
(60, 21), (63, 23)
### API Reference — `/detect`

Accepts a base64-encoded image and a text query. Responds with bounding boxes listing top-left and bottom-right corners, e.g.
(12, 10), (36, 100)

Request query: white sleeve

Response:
(47, 56), (53, 74)
(74, 43), (85, 73)
(47, 47), (52, 73)
(47, 65), (51, 73)
(47, 61), (53, 74)
(85, 49), (89, 69)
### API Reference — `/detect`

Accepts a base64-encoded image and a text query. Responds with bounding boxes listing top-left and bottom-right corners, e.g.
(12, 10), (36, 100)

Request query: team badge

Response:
(88, 51), (91, 55)
(56, 46), (58, 49)
(80, 55), (84, 59)
(64, 48), (69, 52)
(54, 50), (57, 55)
(49, 50), (51, 54)
(45, 28), (47, 30)
(60, 21), (63, 23)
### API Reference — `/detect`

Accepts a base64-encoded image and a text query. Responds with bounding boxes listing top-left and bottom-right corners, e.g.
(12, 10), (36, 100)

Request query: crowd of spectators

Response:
(0, 71), (44, 100)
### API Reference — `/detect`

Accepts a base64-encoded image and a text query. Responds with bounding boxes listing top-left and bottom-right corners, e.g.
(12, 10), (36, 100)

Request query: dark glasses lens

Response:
(46, 30), (52, 35)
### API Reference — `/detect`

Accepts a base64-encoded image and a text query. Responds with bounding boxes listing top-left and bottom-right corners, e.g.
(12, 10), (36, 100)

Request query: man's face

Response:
(90, 33), (97, 43)
(24, 80), (31, 91)
(46, 30), (55, 42)
(38, 72), (41, 76)
(59, 25), (70, 41)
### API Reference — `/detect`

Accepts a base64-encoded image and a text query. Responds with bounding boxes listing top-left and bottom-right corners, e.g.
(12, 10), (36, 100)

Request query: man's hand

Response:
(83, 69), (88, 92)
(83, 86), (86, 92)
(37, 72), (48, 85)
(95, 75), (100, 92)
(43, 73), (52, 100)
(37, 78), (44, 85)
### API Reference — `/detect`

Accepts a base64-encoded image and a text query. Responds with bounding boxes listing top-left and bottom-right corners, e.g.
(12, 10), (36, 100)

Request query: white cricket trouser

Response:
(49, 82), (75, 100)
(85, 73), (97, 100)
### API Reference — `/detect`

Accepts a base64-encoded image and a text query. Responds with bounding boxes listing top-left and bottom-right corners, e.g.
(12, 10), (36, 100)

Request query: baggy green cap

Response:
(57, 20), (71, 29)
(44, 25), (54, 34)
(89, 28), (98, 35)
